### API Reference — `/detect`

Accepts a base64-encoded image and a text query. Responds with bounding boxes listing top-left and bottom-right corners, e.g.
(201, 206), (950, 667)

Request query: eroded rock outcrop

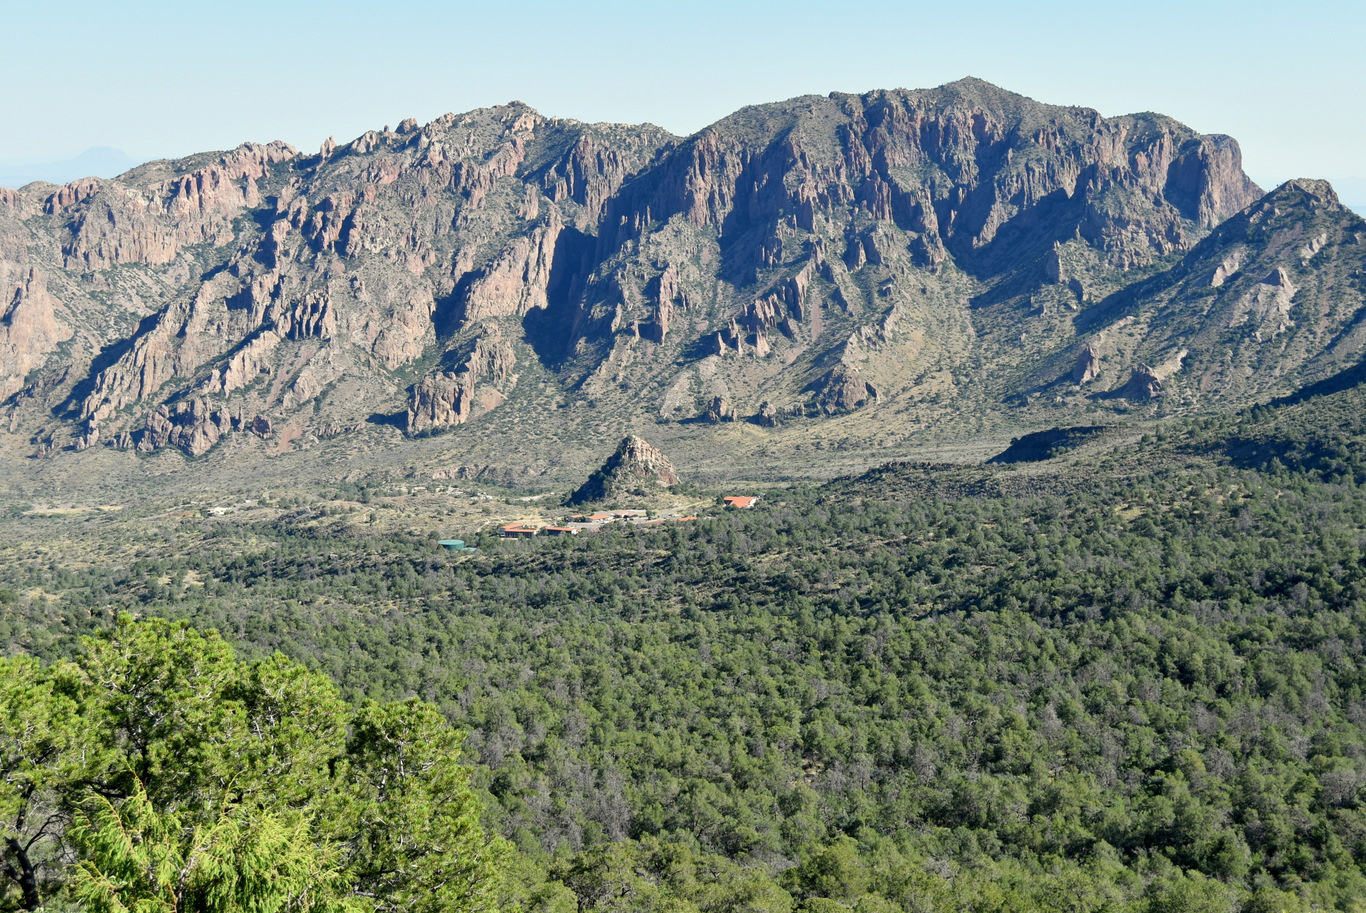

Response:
(406, 332), (516, 434)
(457, 208), (563, 325)
(704, 395), (737, 423)
(755, 400), (808, 426)
(1209, 250), (1245, 287)
(1231, 267), (1297, 340)
(1118, 364), (1163, 401)
(407, 372), (473, 435)
(567, 435), (681, 505)
(1, 81), (1347, 463)
(641, 263), (688, 343)
(541, 130), (666, 223)
(1163, 134), (1261, 228)
(130, 399), (244, 456)
(809, 364), (878, 414)
(0, 268), (70, 400)
(604, 79), (1261, 278)
(60, 142), (297, 270)
(1073, 344), (1102, 385)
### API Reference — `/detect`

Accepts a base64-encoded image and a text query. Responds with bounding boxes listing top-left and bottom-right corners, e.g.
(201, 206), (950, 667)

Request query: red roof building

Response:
(723, 496), (758, 509)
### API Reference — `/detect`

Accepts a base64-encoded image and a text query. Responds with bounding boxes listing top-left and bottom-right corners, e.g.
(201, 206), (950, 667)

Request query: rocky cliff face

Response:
(406, 331), (516, 434)
(58, 142), (296, 271)
(2, 107), (671, 455)
(599, 80), (1259, 286)
(1, 79), (1359, 469)
(0, 268), (70, 401)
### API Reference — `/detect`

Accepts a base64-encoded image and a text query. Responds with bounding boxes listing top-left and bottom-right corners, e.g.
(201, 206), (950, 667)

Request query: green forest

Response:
(6, 385), (1366, 911)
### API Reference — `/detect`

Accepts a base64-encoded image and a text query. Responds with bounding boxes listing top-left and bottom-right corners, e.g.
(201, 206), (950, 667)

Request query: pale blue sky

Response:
(2, 1), (1363, 207)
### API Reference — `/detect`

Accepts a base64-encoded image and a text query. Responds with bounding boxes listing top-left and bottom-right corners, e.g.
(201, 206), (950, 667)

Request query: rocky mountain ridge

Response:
(2, 78), (1363, 482)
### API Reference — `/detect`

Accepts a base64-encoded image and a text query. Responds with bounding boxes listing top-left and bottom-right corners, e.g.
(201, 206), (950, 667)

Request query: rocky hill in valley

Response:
(566, 435), (681, 505)
(3, 78), (1364, 487)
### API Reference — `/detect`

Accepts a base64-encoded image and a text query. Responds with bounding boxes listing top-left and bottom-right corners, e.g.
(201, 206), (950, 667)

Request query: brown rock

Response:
(567, 435), (681, 504)
(59, 142), (297, 270)
(0, 268), (71, 400)
(604, 80), (1261, 274)
(44, 178), (101, 213)
(704, 395), (736, 423)
(1163, 134), (1261, 228)
(1209, 250), (1244, 287)
(1229, 267), (1297, 341)
(706, 331), (734, 356)
(0, 83), (1297, 457)
(408, 371), (474, 434)
(406, 332), (515, 434)
(809, 364), (878, 414)
(1262, 267), (1291, 287)
(1044, 244), (1065, 284)
(457, 207), (563, 325)
(134, 398), (241, 456)
(1073, 344), (1102, 385)
(75, 420), (99, 451)
(1118, 364), (1163, 401)
(543, 131), (654, 221)
(755, 400), (806, 426)
(643, 263), (687, 342)
(844, 239), (866, 271)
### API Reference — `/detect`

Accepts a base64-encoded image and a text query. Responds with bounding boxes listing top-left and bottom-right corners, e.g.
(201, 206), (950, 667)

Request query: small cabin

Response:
(723, 496), (758, 509)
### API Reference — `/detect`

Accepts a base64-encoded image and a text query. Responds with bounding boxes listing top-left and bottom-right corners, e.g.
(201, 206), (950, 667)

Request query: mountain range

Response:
(3, 78), (1364, 489)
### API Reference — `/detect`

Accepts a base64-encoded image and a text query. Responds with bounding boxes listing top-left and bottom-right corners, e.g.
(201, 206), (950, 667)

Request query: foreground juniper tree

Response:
(0, 615), (506, 912)
(0, 655), (85, 911)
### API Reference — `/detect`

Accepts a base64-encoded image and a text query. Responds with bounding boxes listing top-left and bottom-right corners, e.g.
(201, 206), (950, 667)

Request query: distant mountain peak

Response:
(0, 146), (137, 188)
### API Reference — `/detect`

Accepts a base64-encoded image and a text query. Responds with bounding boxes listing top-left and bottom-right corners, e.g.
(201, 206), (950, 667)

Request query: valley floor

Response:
(3, 383), (1366, 911)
